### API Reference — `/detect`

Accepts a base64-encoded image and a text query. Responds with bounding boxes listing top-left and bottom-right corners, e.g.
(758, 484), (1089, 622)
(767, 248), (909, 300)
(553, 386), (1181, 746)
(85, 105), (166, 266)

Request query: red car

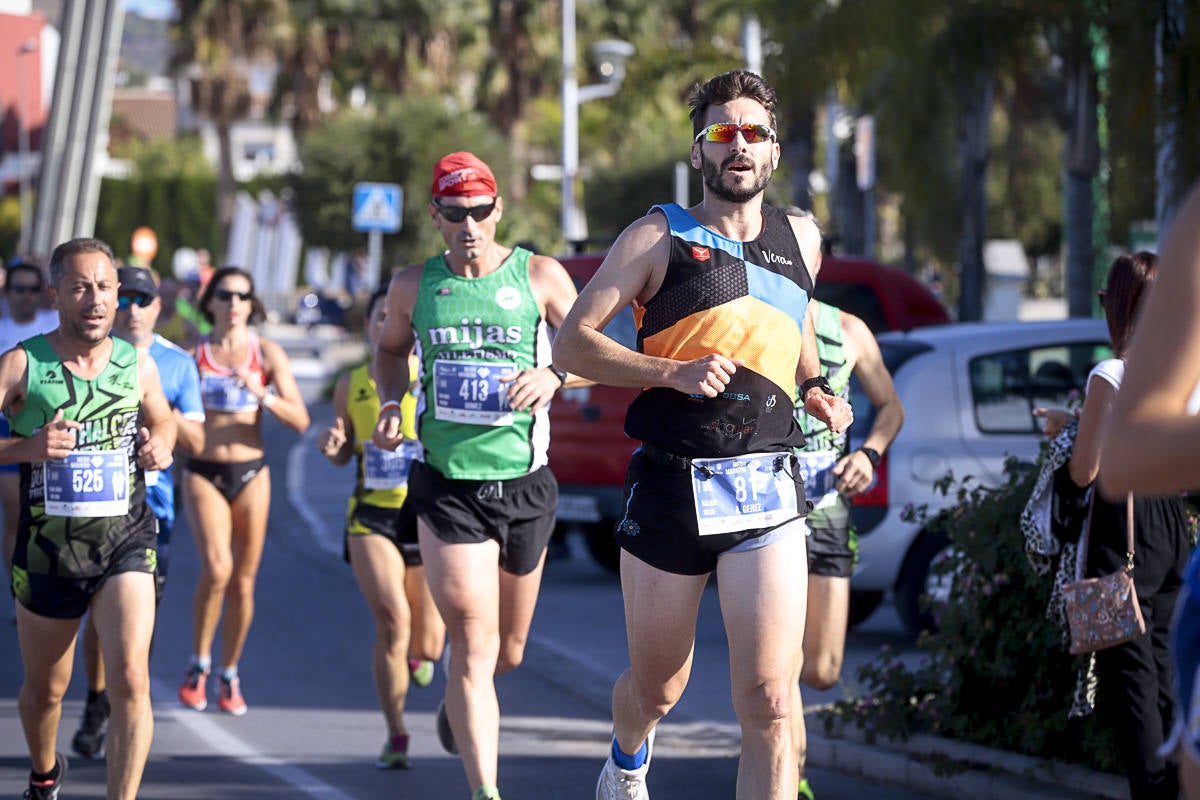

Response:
(549, 252), (951, 571)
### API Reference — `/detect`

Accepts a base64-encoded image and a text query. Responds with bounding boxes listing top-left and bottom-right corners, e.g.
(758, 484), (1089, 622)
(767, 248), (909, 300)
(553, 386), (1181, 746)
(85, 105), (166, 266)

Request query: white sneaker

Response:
(595, 727), (655, 800)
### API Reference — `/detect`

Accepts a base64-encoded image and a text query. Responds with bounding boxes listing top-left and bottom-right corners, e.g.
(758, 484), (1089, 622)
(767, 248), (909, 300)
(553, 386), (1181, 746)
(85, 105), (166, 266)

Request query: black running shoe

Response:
(71, 692), (110, 759)
(435, 699), (459, 755)
(24, 753), (67, 800)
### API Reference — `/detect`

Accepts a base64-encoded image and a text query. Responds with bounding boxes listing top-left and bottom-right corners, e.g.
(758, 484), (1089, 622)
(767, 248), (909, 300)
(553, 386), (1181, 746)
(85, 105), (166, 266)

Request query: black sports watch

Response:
(857, 446), (881, 468)
(800, 376), (834, 398)
(548, 364), (568, 386)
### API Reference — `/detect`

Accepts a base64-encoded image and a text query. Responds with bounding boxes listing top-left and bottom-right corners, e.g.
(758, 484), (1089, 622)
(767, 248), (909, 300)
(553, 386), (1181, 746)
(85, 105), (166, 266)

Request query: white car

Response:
(847, 319), (1111, 636)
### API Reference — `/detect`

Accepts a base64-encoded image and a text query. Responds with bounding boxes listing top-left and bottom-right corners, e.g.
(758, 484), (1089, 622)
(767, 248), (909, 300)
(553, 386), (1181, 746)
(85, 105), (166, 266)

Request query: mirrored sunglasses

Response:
(117, 294), (154, 310)
(214, 289), (253, 302)
(694, 122), (777, 145)
(434, 200), (496, 223)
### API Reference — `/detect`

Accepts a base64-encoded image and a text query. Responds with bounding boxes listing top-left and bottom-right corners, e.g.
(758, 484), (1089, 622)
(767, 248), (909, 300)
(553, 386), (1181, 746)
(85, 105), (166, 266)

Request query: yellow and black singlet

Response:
(625, 203), (813, 458)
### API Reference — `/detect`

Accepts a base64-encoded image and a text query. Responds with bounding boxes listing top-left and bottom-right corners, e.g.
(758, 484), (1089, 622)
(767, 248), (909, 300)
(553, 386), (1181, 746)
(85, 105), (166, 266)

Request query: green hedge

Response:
(823, 454), (1122, 774)
(95, 175), (220, 277)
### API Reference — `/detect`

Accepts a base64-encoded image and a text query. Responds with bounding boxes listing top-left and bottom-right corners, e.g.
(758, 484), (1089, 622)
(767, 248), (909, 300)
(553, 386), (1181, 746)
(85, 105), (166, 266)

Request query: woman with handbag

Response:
(1039, 251), (1191, 800)
(1101, 184), (1200, 800)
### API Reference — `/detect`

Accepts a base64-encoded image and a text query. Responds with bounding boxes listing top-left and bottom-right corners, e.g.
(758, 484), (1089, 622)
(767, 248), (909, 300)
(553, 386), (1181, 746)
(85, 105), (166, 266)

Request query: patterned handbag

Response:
(1063, 494), (1145, 655)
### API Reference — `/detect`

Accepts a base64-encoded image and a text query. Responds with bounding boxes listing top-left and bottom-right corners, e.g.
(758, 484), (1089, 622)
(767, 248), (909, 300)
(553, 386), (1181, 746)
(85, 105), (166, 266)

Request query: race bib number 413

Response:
(432, 360), (515, 426)
(43, 451), (130, 517)
(690, 452), (799, 536)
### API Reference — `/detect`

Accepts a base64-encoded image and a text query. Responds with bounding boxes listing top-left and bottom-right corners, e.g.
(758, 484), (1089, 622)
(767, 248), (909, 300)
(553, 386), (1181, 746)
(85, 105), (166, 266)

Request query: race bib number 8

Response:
(363, 440), (421, 491)
(690, 452), (799, 536)
(44, 451), (130, 517)
(432, 360), (516, 426)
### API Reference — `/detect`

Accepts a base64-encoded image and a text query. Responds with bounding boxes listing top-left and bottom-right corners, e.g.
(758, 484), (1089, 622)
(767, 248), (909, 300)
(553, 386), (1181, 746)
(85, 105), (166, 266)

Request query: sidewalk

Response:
(806, 711), (1125, 800)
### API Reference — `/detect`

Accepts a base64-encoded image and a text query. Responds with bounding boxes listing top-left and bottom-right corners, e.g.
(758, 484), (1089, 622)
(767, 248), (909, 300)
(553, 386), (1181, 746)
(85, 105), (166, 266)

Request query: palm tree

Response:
(173, 0), (292, 239)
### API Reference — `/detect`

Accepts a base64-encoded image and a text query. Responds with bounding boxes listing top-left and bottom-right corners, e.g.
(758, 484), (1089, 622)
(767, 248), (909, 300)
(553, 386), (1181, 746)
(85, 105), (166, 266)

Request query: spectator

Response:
(1037, 252), (1190, 800)
(1100, 184), (1200, 800)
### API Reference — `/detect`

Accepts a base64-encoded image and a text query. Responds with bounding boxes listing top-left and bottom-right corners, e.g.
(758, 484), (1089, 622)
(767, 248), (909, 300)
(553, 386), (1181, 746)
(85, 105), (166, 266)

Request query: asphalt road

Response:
(0, 344), (930, 799)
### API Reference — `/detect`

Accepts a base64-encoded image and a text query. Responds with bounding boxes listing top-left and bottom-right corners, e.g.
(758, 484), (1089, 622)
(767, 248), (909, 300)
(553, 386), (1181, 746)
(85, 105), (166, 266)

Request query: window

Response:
(969, 343), (1111, 434)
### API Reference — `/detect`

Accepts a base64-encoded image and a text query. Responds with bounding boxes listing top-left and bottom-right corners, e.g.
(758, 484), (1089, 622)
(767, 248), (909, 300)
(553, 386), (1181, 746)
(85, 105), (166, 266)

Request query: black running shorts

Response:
(344, 499), (422, 567)
(406, 462), (557, 576)
(614, 449), (807, 576)
(12, 521), (158, 619)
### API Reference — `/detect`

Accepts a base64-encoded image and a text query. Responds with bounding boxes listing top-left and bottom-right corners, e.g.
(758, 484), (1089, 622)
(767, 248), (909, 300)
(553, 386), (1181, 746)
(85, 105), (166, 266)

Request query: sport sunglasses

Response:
(117, 294), (154, 310)
(694, 122), (777, 145)
(434, 200), (496, 223)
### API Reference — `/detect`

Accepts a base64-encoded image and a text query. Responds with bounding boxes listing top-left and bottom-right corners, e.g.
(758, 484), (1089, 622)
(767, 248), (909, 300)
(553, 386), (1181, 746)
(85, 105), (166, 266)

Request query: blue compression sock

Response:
(611, 737), (648, 770)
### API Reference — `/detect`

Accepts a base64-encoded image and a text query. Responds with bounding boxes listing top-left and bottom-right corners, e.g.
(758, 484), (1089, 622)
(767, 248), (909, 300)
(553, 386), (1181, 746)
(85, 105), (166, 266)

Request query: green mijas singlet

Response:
(7, 334), (154, 578)
(411, 247), (552, 481)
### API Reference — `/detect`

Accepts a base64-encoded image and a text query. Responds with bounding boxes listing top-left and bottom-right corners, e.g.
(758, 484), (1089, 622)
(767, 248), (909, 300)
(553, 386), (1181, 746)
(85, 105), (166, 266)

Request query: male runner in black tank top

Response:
(555, 71), (852, 800)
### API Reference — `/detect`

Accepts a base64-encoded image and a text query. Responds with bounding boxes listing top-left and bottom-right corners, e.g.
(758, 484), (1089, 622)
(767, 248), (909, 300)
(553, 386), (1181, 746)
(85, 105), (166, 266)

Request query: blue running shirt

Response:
(145, 334), (204, 522)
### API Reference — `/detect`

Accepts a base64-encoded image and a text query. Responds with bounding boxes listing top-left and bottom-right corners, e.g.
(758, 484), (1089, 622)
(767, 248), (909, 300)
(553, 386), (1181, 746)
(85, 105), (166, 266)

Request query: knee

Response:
(20, 675), (68, 710)
(732, 678), (794, 729)
(201, 558), (232, 590)
(496, 633), (528, 675)
(628, 672), (688, 721)
(450, 626), (501, 677)
(105, 660), (151, 702)
(374, 606), (411, 651)
(800, 654), (842, 691)
(227, 571), (258, 601)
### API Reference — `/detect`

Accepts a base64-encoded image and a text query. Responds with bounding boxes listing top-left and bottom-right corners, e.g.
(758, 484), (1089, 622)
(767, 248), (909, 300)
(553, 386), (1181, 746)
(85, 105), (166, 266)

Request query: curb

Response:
(806, 711), (1125, 800)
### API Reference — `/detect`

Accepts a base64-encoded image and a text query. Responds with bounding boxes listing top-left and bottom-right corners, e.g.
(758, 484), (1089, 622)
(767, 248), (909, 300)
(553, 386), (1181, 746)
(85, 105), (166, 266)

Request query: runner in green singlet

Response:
(0, 237), (176, 800)
(372, 152), (585, 800)
(791, 297), (904, 800)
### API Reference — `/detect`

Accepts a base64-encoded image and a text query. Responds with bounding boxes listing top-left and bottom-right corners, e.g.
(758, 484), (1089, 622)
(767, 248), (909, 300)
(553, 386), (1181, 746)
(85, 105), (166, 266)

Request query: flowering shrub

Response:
(823, 453), (1121, 772)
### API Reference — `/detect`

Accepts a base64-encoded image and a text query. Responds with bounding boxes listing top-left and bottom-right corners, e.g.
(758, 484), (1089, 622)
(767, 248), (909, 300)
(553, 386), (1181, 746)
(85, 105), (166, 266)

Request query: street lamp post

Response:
(17, 38), (37, 256)
(560, 0), (632, 250)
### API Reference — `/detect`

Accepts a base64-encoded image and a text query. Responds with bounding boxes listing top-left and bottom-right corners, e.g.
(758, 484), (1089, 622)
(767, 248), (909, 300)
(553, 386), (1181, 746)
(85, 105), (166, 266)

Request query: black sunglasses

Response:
(214, 289), (253, 302)
(6, 284), (41, 294)
(118, 294), (154, 310)
(434, 200), (496, 223)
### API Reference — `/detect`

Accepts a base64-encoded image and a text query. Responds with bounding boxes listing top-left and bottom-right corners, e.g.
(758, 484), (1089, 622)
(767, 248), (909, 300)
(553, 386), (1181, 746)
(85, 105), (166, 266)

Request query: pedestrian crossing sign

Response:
(352, 182), (403, 233)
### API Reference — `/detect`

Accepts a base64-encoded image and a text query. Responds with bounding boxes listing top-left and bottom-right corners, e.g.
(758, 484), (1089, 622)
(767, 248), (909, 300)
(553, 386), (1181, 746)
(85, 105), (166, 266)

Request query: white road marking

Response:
(286, 427), (339, 556)
(150, 679), (358, 800)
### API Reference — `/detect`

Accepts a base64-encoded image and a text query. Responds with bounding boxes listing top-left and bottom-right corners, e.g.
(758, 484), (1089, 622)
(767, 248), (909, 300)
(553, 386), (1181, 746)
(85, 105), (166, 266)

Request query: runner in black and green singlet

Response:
(0, 238), (176, 800)
(791, 297), (905, 800)
(372, 152), (585, 800)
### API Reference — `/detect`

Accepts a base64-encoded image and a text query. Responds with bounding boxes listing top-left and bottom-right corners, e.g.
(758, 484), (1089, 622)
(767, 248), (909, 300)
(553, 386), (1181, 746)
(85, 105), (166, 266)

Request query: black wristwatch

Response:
(548, 364), (568, 386)
(801, 376), (834, 398)
(857, 446), (881, 468)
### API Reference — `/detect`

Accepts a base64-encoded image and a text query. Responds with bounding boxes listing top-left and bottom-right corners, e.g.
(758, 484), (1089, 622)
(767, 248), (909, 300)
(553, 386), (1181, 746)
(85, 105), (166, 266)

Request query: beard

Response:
(700, 151), (773, 203)
(61, 312), (113, 345)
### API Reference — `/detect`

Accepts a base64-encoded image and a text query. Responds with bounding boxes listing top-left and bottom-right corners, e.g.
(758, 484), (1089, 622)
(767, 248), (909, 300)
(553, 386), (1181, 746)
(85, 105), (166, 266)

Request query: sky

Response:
(125, 0), (173, 19)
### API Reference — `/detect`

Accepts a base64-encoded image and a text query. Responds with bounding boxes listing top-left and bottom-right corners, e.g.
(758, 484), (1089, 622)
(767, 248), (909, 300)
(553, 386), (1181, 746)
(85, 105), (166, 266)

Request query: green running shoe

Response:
(409, 658), (435, 688)
(376, 734), (409, 769)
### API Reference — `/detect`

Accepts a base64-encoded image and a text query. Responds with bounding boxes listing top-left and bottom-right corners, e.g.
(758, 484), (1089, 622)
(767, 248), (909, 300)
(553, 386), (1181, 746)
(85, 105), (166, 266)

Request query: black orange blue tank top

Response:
(624, 203), (812, 457)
